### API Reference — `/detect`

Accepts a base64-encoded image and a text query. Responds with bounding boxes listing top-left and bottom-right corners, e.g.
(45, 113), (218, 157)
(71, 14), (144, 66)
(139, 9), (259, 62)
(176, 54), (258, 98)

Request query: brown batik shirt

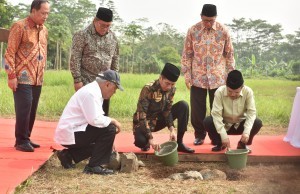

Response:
(133, 80), (175, 139)
(70, 23), (119, 85)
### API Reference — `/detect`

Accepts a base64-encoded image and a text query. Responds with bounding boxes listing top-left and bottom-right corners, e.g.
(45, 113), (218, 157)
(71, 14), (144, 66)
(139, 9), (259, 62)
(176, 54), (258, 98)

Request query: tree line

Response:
(1, 0), (299, 79)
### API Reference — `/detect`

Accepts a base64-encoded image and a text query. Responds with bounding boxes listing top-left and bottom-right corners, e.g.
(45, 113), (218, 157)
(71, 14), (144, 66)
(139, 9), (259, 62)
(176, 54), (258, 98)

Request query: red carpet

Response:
(1, 118), (300, 194)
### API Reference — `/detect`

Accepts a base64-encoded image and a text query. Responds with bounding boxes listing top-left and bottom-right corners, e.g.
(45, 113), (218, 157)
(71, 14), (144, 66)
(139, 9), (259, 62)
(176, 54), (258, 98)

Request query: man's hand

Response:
(240, 134), (249, 144)
(8, 78), (18, 91)
(222, 138), (231, 149)
(149, 139), (160, 151)
(111, 118), (121, 134)
(74, 82), (83, 91)
(185, 80), (191, 90)
(169, 126), (176, 141)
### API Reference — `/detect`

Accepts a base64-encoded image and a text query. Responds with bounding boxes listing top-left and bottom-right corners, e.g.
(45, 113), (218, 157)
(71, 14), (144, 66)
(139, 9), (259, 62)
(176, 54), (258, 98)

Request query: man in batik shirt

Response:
(5, 0), (50, 152)
(133, 63), (194, 153)
(70, 7), (119, 116)
(181, 4), (235, 146)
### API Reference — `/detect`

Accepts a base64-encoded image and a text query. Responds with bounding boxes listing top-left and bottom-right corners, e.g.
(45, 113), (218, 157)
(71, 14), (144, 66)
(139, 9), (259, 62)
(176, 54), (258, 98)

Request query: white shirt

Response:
(54, 81), (112, 145)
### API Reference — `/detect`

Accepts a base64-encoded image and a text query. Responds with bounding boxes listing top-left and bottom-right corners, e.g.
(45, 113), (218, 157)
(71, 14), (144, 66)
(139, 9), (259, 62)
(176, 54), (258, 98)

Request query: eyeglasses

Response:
(202, 19), (215, 24)
(97, 22), (112, 29)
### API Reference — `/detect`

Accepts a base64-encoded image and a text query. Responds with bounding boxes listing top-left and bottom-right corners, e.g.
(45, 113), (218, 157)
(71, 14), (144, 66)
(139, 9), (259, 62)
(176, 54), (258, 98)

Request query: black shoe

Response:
(30, 141), (40, 148)
(57, 149), (75, 169)
(177, 143), (195, 153)
(141, 145), (150, 151)
(83, 165), (114, 175)
(237, 141), (252, 153)
(194, 138), (204, 145)
(211, 145), (226, 152)
(16, 143), (34, 152)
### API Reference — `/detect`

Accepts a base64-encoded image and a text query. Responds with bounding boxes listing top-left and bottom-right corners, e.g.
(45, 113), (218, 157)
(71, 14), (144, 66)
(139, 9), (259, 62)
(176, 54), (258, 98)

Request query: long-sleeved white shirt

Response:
(54, 81), (111, 145)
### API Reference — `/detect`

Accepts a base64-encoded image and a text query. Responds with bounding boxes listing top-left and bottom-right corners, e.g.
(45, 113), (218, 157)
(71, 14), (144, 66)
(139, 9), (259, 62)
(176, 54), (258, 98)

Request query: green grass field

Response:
(0, 70), (299, 126)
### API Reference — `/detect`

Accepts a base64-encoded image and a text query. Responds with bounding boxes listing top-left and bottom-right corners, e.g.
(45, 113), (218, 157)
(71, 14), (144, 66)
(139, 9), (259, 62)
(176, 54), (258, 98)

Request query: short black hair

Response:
(30, 0), (49, 13)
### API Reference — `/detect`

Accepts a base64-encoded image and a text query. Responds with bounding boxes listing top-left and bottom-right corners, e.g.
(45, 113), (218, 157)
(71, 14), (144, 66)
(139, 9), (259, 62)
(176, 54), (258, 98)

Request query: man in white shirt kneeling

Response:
(54, 70), (123, 175)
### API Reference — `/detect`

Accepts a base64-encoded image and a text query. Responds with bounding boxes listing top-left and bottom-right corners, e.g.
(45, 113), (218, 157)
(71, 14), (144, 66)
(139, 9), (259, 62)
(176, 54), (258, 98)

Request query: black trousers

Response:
(134, 100), (189, 148)
(63, 124), (116, 167)
(203, 116), (262, 146)
(191, 86), (217, 139)
(103, 99), (110, 116)
(13, 84), (42, 145)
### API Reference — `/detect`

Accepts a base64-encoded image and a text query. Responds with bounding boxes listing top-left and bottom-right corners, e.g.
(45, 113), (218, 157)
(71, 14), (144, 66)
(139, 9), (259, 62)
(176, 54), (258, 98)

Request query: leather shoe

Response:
(194, 138), (204, 145)
(177, 143), (195, 153)
(16, 143), (34, 152)
(57, 149), (75, 169)
(211, 145), (226, 152)
(30, 141), (40, 148)
(237, 141), (252, 153)
(141, 145), (150, 151)
(83, 165), (114, 175)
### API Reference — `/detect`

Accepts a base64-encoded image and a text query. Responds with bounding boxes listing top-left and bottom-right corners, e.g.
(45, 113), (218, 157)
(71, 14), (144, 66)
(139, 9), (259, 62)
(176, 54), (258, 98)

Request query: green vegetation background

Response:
(0, 71), (299, 127)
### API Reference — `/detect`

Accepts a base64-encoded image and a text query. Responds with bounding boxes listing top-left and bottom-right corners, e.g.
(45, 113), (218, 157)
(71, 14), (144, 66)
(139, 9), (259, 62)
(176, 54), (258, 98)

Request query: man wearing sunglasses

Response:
(181, 4), (235, 146)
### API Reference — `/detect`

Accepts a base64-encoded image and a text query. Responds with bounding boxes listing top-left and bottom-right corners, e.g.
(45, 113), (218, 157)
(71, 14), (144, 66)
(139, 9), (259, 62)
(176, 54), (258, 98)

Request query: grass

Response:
(0, 70), (299, 126)
(1, 70), (299, 193)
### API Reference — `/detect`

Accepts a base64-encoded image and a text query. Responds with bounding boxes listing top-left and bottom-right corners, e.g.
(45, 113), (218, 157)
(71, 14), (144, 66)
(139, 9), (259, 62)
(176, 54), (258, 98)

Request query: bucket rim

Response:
(154, 141), (178, 157)
(225, 149), (249, 155)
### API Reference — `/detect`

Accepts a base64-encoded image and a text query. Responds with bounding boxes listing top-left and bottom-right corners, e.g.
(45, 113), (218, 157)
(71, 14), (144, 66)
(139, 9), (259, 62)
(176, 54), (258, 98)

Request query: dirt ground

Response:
(16, 123), (300, 194)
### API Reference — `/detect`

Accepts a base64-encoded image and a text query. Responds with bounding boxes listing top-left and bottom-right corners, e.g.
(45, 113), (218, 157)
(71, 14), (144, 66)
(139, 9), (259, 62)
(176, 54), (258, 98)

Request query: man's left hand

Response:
(240, 134), (249, 144)
(169, 127), (176, 141)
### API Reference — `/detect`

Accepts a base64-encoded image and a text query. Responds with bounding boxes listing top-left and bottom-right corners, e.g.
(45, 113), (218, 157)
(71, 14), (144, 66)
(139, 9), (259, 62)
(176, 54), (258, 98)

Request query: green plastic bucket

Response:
(155, 141), (178, 166)
(225, 149), (249, 170)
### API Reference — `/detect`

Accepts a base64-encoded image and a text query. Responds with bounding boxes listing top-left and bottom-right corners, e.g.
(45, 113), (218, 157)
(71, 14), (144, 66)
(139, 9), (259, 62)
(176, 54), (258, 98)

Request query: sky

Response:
(8, 0), (300, 35)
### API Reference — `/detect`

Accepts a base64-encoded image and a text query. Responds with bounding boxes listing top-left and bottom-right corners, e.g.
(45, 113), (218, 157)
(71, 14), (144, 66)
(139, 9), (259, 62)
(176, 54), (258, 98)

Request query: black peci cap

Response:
(161, 63), (180, 82)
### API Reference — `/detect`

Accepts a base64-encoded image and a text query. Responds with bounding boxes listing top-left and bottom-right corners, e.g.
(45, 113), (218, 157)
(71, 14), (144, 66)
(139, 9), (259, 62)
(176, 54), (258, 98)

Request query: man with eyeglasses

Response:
(5, 0), (50, 152)
(203, 70), (262, 152)
(70, 7), (119, 116)
(133, 63), (195, 153)
(181, 4), (235, 146)
(54, 70), (123, 175)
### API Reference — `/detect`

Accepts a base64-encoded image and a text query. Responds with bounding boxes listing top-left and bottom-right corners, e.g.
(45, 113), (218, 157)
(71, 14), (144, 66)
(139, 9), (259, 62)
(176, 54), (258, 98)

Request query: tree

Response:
(50, 0), (96, 34)
(46, 14), (72, 70)
(0, 0), (15, 69)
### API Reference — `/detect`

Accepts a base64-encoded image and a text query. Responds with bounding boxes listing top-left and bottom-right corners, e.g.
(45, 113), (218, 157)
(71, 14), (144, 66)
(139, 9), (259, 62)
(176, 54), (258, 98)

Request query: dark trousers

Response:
(103, 99), (110, 116)
(203, 116), (262, 146)
(13, 84), (42, 145)
(63, 124), (116, 167)
(191, 86), (217, 139)
(134, 100), (189, 148)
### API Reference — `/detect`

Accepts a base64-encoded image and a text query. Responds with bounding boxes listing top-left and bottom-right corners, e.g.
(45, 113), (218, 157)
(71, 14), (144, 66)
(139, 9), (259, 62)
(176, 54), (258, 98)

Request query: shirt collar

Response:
(200, 21), (217, 31)
(27, 16), (44, 29)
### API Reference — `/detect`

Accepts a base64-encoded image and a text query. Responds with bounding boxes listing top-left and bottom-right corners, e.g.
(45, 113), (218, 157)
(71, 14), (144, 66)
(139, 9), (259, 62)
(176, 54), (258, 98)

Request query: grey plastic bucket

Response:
(225, 149), (249, 169)
(155, 141), (178, 166)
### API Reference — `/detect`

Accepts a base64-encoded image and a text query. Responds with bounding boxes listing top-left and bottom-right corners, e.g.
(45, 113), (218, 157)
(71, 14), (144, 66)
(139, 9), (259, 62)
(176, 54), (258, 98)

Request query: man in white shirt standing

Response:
(54, 70), (123, 175)
(203, 70), (262, 152)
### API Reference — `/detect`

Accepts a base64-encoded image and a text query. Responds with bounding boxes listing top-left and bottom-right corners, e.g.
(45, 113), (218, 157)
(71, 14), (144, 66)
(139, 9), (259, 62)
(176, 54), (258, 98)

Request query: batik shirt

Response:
(181, 21), (235, 89)
(5, 17), (48, 85)
(70, 23), (119, 85)
(133, 80), (175, 139)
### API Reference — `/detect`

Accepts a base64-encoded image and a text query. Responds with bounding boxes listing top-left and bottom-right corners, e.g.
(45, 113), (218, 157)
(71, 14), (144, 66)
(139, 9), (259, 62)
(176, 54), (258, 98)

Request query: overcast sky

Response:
(8, 0), (300, 35)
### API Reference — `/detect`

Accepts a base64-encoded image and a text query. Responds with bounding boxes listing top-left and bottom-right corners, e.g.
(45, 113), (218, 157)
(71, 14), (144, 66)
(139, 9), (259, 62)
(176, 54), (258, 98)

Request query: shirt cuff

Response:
(8, 73), (16, 80)
(219, 130), (229, 141)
